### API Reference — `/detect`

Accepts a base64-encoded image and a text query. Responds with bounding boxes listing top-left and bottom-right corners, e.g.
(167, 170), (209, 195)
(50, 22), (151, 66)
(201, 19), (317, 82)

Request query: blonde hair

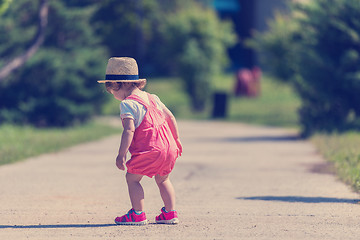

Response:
(105, 80), (146, 93)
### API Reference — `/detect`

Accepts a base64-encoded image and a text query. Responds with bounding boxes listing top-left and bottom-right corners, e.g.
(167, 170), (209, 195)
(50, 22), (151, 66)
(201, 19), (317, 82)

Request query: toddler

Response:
(98, 57), (182, 225)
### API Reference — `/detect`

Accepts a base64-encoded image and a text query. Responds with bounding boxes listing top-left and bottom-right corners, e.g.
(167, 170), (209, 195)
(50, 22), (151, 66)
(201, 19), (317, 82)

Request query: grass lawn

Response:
(312, 132), (360, 192)
(102, 74), (301, 128)
(224, 76), (300, 127)
(0, 121), (121, 166)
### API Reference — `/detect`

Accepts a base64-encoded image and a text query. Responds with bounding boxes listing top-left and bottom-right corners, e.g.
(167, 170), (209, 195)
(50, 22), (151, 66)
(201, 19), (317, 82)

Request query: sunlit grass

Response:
(102, 74), (301, 128)
(229, 79), (300, 127)
(0, 122), (121, 166)
(312, 132), (360, 192)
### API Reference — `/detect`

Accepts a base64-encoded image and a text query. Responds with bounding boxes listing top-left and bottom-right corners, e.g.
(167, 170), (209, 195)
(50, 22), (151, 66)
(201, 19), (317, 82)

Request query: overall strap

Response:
(125, 94), (150, 108)
(146, 93), (158, 109)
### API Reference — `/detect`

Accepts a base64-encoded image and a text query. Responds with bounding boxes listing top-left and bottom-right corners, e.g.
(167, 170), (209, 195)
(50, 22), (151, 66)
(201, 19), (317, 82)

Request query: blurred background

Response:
(1, 0), (360, 177)
(0, 0), (302, 129)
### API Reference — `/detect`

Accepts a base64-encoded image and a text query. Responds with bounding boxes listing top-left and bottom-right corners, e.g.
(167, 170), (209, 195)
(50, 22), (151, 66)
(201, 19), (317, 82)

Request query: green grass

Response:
(217, 75), (301, 127)
(0, 121), (121, 166)
(312, 132), (360, 192)
(102, 74), (301, 128)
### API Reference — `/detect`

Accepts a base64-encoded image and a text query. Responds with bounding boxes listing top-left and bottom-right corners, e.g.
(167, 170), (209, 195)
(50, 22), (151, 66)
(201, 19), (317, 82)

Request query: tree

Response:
(0, 0), (108, 126)
(160, 3), (236, 111)
(90, 0), (216, 76)
(90, 0), (236, 112)
(250, 0), (360, 136)
(0, 0), (48, 81)
(91, 0), (160, 70)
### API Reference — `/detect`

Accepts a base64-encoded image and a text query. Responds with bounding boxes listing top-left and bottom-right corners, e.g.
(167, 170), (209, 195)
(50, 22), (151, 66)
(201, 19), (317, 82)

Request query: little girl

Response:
(98, 57), (182, 225)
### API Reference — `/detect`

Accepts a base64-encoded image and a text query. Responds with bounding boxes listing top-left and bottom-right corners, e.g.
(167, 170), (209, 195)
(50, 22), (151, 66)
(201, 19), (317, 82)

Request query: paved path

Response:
(1, 120), (360, 239)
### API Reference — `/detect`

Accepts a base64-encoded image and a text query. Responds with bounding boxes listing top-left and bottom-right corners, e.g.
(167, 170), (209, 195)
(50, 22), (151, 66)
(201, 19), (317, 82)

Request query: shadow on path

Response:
(225, 135), (300, 142)
(195, 135), (300, 143)
(238, 196), (360, 204)
(0, 224), (115, 229)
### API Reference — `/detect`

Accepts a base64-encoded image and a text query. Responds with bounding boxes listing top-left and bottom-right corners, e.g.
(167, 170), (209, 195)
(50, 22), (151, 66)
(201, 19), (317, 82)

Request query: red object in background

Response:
(234, 67), (262, 97)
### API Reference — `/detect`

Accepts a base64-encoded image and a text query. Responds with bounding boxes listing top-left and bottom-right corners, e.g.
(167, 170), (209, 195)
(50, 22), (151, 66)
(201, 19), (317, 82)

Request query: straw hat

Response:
(97, 57), (146, 83)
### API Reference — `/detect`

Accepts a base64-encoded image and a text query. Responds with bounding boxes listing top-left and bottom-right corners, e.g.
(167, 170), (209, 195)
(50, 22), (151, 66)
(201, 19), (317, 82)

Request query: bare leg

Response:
(126, 172), (145, 212)
(155, 174), (176, 211)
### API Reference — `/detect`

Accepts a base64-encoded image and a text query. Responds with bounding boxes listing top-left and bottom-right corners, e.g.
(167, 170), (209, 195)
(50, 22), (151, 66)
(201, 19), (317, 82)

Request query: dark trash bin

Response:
(212, 92), (228, 119)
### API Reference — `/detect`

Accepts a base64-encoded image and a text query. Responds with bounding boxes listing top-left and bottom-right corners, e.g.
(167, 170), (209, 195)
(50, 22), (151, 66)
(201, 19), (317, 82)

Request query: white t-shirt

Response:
(120, 91), (165, 128)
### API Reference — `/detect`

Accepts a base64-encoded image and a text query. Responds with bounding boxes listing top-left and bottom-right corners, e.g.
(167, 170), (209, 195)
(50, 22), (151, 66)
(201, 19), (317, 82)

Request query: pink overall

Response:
(125, 93), (180, 178)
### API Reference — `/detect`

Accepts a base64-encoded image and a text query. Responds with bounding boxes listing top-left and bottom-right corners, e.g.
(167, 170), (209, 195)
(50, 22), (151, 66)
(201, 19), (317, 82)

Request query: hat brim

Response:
(97, 79), (146, 83)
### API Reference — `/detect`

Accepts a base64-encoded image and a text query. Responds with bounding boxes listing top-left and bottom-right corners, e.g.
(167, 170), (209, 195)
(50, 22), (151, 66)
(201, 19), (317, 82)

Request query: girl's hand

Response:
(176, 139), (183, 156)
(116, 155), (126, 170)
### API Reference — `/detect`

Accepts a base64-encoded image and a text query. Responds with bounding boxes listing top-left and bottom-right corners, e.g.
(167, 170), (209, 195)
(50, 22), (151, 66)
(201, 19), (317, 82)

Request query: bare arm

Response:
(116, 118), (135, 170)
(162, 106), (183, 155)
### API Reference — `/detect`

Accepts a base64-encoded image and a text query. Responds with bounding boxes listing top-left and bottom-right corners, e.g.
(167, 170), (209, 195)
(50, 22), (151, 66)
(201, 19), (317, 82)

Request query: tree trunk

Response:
(0, 0), (48, 82)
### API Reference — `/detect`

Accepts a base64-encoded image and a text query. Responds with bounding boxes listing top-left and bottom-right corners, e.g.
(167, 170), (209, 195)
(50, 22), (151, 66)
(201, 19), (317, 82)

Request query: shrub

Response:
(90, 0), (236, 112)
(247, 12), (300, 82)
(161, 3), (236, 111)
(250, 0), (360, 136)
(0, 50), (107, 126)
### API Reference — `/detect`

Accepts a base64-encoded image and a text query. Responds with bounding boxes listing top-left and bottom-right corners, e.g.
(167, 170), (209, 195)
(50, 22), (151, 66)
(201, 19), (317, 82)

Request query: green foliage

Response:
(0, 0), (108, 126)
(250, 0), (360, 136)
(247, 13), (300, 82)
(91, 0), (212, 73)
(91, 0), (160, 64)
(160, 3), (236, 111)
(0, 0), (11, 15)
(91, 0), (236, 112)
(0, 0), (234, 126)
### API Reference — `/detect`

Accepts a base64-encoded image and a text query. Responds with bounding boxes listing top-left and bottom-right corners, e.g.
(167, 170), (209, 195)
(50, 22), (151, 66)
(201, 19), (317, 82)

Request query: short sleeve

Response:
(120, 101), (135, 120)
(120, 99), (147, 128)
